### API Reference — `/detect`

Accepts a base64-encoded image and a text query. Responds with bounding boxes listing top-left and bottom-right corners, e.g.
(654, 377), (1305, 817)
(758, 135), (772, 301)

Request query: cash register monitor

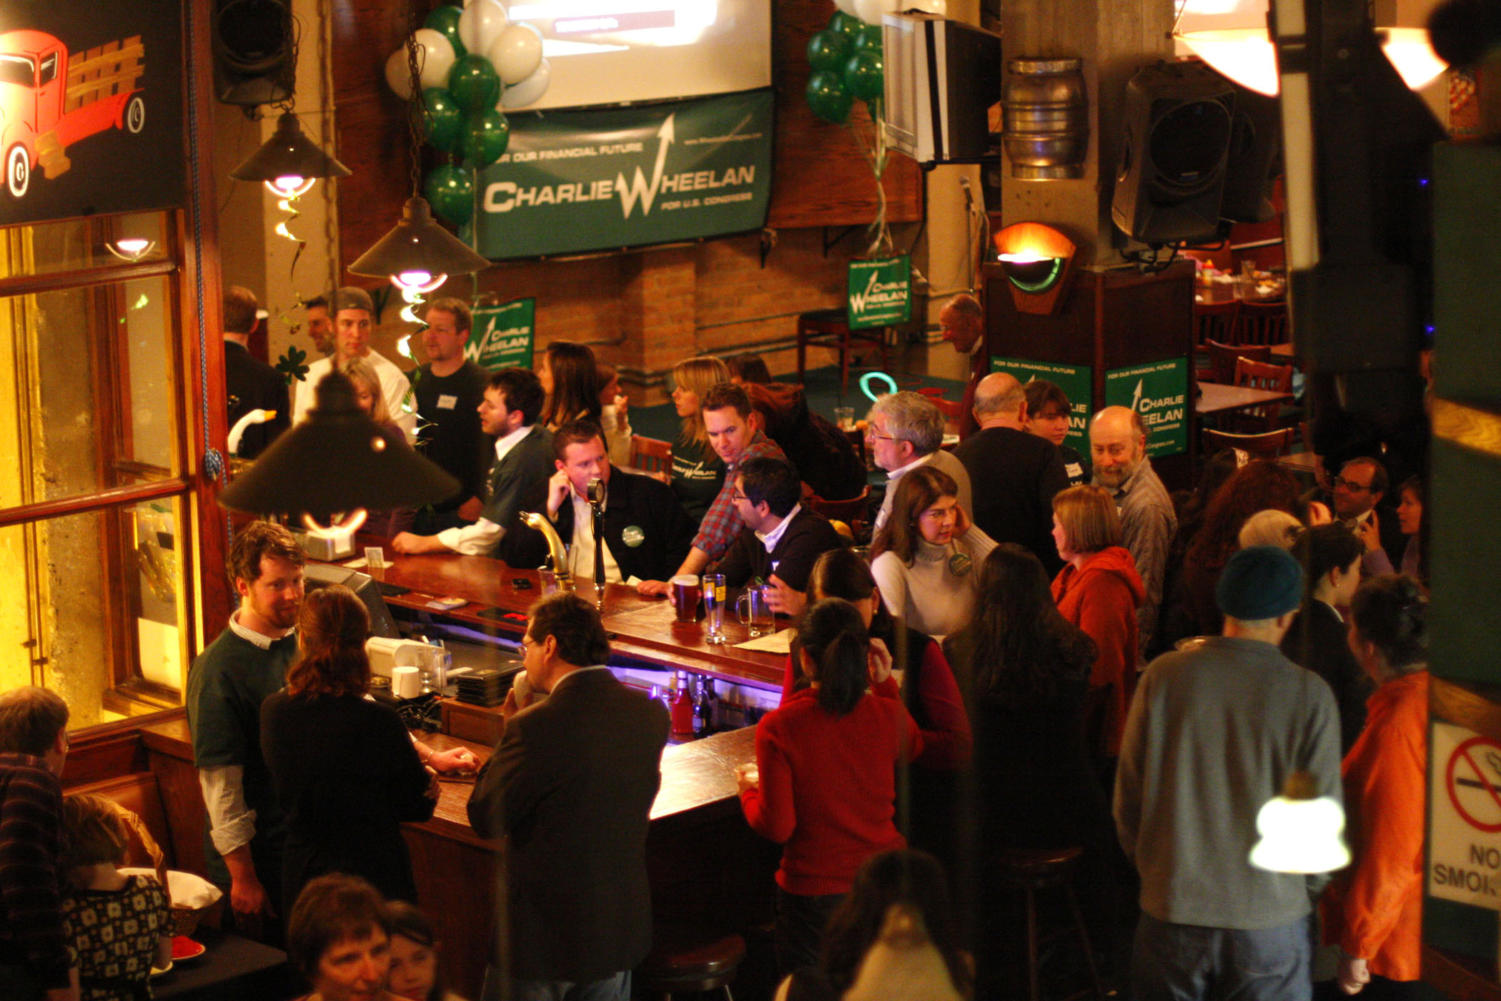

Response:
(302, 564), (402, 639)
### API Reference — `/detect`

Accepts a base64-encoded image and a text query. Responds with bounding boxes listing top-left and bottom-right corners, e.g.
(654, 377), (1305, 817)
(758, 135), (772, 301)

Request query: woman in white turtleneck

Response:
(870, 464), (996, 642)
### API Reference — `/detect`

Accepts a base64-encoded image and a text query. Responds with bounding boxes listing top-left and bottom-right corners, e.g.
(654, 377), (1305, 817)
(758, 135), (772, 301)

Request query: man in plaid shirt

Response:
(638, 382), (787, 596)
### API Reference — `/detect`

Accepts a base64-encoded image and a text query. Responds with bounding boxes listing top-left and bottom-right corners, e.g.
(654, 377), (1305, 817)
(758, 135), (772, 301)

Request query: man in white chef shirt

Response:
(543, 420), (696, 586)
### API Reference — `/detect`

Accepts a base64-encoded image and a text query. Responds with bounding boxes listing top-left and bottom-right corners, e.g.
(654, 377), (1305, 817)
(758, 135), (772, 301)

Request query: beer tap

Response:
(587, 477), (606, 607)
(518, 510), (572, 592)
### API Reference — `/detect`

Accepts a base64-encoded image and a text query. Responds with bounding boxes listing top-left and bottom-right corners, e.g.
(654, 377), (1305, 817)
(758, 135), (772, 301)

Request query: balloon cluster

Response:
(804, 0), (946, 125)
(384, 0), (553, 225)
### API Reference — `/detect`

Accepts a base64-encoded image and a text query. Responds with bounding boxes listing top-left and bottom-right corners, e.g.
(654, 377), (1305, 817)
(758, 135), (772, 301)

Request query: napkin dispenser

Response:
(365, 636), (430, 679)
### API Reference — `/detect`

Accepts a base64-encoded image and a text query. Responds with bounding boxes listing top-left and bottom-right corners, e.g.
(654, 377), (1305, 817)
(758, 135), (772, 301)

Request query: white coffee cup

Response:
(392, 665), (422, 700)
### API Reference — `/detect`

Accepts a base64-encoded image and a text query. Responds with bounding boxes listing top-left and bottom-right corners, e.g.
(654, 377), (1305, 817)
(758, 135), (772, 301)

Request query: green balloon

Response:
(423, 5), (466, 60)
(806, 70), (852, 125)
(461, 108), (511, 168)
(448, 54), (500, 112)
(420, 88), (463, 152)
(854, 25), (884, 53)
(829, 11), (864, 42)
(844, 50), (884, 102)
(424, 165), (473, 227)
(807, 30), (850, 74)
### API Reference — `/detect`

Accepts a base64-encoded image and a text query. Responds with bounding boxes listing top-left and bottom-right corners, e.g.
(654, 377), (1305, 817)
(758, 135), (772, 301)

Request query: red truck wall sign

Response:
(0, 2), (182, 226)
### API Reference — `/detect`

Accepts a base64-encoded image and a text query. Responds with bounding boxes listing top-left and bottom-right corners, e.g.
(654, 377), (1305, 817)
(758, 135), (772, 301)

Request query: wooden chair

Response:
(1193, 300), (1240, 380)
(1203, 339), (1270, 385)
(629, 435), (673, 477)
(1234, 300), (1289, 346)
(1228, 357), (1295, 433)
(1202, 426), (1294, 460)
(796, 308), (889, 393)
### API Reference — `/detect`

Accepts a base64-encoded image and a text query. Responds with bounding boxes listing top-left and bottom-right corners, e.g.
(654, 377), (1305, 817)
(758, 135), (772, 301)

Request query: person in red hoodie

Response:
(739, 598), (923, 977)
(1319, 574), (1428, 999)
(1050, 484), (1145, 760)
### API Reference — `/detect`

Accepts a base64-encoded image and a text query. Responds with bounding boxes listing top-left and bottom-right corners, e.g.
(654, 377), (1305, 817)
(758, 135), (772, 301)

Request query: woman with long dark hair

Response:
(1361, 476), (1427, 585)
(739, 599), (923, 976)
(774, 849), (972, 1001)
(1319, 575), (1429, 999)
(871, 466), (996, 641)
(261, 586), (438, 909)
(537, 340), (603, 430)
(945, 545), (1116, 994)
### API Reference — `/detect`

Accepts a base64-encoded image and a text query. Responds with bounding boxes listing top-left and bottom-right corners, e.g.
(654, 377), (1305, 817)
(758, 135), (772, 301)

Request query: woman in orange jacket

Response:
(1321, 574), (1429, 998)
(1049, 485), (1145, 758)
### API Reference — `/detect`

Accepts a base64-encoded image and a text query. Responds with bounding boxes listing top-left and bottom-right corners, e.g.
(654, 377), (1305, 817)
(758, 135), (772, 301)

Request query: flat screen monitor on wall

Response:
(509, 0), (772, 110)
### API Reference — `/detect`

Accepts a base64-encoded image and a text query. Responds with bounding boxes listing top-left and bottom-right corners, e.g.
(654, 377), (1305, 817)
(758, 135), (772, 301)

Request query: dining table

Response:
(1194, 380), (1296, 416)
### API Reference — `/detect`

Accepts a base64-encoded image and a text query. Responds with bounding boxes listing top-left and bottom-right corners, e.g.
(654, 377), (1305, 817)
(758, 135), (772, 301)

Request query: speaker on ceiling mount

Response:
(213, 0), (295, 107)
(1111, 60), (1234, 246)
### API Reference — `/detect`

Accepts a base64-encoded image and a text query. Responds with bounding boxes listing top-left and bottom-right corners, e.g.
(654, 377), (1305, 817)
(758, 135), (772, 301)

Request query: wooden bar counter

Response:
(62, 550), (781, 999)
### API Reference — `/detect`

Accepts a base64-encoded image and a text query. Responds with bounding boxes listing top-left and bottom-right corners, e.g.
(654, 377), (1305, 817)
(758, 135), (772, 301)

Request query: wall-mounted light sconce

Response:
(992, 221), (1077, 315)
(1173, 0), (1446, 96)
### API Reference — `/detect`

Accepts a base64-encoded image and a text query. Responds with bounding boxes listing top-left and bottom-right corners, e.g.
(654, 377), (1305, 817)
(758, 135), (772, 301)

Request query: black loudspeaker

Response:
(1220, 85), (1282, 223)
(213, 0), (295, 107)
(1111, 60), (1234, 246)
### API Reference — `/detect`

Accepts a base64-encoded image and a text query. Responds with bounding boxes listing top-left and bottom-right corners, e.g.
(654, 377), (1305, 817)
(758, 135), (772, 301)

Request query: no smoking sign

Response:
(1431, 722), (1501, 909)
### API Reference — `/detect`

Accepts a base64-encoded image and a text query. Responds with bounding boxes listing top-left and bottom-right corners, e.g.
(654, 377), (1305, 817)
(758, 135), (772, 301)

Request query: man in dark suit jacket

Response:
(953, 372), (1070, 575)
(544, 420), (694, 584)
(223, 285), (290, 459)
(392, 368), (553, 568)
(469, 593), (669, 1000)
(717, 456), (845, 615)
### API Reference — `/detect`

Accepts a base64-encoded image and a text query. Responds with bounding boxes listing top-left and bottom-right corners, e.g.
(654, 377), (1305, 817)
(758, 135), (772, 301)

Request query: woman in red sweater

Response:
(1320, 574), (1428, 999)
(1050, 485), (1144, 759)
(740, 598), (924, 977)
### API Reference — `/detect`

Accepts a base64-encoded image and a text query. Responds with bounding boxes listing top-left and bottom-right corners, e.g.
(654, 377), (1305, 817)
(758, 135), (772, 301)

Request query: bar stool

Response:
(994, 846), (1107, 1001)
(796, 308), (888, 393)
(637, 932), (746, 1000)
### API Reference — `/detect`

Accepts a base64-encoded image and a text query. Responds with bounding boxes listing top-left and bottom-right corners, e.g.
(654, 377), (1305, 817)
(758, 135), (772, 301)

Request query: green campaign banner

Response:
(475, 89), (773, 259)
(989, 356), (1093, 452)
(847, 256), (911, 330)
(1104, 357), (1189, 457)
(467, 299), (535, 371)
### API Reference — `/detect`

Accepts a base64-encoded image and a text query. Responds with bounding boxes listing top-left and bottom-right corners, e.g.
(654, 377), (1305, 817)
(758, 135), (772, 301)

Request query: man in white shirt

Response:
(291, 286), (416, 439)
(866, 391), (973, 535)
(542, 420), (693, 586)
(391, 368), (554, 563)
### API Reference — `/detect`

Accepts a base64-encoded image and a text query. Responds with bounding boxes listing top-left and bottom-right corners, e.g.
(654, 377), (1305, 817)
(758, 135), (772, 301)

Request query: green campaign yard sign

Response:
(474, 89), (773, 259)
(989, 356), (1092, 452)
(467, 299), (535, 371)
(1104, 357), (1189, 457)
(847, 256), (911, 330)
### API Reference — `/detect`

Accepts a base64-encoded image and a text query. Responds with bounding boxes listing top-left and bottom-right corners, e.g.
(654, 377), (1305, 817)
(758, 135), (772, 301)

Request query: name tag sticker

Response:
(437, 394), (458, 410)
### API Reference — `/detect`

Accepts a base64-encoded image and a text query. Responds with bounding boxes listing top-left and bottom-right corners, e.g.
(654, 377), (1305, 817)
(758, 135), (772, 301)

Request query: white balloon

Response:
(412, 29), (457, 91)
(489, 23), (543, 85)
(458, 0), (509, 54)
(853, 0), (900, 26)
(384, 47), (413, 100)
(834, 0), (860, 16)
(500, 58), (551, 110)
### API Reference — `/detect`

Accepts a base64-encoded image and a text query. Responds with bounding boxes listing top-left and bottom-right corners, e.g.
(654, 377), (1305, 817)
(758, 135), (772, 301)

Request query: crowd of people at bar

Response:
(0, 285), (1434, 1001)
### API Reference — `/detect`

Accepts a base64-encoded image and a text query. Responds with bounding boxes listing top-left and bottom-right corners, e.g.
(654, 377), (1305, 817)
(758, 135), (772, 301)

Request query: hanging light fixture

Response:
(348, 16), (488, 296)
(1173, 0), (1447, 96)
(1248, 770), (1352, 874)
(219, 371), (459, 533)
(231, 111), (352, 196)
